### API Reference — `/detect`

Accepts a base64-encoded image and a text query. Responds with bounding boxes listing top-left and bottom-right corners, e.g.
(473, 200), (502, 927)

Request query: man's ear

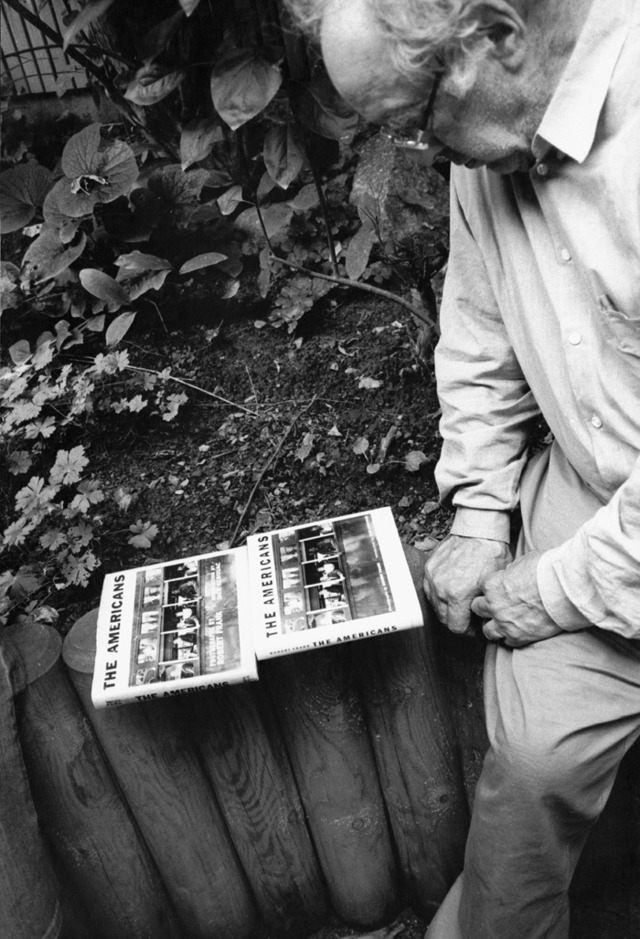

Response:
(470, 0), (527, 71)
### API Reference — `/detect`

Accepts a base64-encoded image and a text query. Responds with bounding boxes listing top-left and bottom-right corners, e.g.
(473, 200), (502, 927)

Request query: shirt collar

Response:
(532, 0), (633, 164)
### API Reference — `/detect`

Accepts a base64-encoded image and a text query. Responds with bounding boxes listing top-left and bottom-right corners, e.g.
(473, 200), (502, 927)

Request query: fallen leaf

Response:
(358, 376), (382, 389)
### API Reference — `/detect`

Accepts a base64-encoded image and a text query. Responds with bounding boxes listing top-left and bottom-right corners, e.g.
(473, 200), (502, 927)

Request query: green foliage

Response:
(0, 344), (188, 599)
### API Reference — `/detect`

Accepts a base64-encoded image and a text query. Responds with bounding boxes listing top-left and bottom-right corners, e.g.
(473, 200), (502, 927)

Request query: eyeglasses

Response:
(380, 70), (444, 151)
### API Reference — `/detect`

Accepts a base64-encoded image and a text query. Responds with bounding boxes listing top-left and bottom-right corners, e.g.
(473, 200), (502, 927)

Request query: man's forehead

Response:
(320, 0), (423, 121)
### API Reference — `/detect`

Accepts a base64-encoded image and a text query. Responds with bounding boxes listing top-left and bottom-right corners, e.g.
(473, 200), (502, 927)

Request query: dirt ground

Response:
(79, 288), (451, 611)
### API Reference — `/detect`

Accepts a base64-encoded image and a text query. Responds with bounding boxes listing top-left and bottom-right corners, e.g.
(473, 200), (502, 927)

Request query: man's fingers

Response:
(445, 601), (472, 635)
(482, 618), (503, 642)
(470, 595), (491, 619)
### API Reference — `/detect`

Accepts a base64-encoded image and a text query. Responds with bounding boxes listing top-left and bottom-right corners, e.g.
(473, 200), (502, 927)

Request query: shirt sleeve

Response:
(434, 169), (542, 534)
(537, 452), (640, 639)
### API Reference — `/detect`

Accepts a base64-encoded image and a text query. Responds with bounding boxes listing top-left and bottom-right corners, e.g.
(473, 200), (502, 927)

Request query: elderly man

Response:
(286, 1), (640, 937)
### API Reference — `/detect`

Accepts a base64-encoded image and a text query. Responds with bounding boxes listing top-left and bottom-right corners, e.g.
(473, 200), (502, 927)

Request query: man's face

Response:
(320, 1), (537, 174)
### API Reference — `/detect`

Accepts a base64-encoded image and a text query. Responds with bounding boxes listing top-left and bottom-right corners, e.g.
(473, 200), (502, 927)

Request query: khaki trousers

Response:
(453, 444), (640, 938)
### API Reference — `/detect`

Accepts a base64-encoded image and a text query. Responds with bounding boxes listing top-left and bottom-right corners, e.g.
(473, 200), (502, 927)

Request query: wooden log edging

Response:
(0, 630), (62, 939)
(355, 546), (470, 914)
(263, 645), (399, 928)
(63, 610), (258, 939)
(7, 619), (182, 939)
(183, 682), (329, 935)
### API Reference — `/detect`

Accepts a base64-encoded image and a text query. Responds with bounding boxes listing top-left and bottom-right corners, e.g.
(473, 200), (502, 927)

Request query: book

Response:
(91, 507), (422, 708)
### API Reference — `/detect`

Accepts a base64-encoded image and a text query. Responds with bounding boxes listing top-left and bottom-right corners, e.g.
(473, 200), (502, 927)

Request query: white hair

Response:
(284, 0), (486, 84)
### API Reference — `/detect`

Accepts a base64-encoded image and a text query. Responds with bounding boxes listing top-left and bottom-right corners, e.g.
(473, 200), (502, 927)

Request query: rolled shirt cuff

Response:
(449, 506), (511, 543)
(536, 547), (593, 631)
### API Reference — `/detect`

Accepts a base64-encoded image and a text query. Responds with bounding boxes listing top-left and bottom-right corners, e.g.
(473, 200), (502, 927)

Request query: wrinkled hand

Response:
(423, 535), (512, 635)
(470, 551), (563, 647)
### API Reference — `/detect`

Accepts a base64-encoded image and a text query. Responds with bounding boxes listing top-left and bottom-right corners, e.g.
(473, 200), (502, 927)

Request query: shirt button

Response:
(560, 247), (572, 262)
(568, 331), (582, 345)
(590, 415), (603, 429)
(536, 162), (549, 177)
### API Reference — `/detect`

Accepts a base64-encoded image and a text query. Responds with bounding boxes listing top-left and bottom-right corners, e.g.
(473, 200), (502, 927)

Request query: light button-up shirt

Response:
(435, 0), (640, 637)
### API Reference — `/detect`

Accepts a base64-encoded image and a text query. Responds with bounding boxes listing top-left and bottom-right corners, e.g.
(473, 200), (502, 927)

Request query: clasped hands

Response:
(423, 534), (563, 647)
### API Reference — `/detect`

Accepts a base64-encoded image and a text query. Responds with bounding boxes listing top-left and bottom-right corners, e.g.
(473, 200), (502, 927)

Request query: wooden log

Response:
(433, 622), (488, 809)
(263, 645), (398, 928)
(184, 682), (329, 934)
(0, 630), (62, 939)
(63, 610), (258, 939)
(354, 545), (469, 915)
(6, 620), (182, 939)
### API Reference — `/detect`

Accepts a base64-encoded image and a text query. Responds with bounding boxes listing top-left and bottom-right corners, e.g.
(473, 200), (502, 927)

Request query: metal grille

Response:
(1, 0), (88, 96)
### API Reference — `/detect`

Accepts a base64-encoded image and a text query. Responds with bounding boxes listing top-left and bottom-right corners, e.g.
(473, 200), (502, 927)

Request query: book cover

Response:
(247, 507), (422, 659)
(91, 546), (258, 708)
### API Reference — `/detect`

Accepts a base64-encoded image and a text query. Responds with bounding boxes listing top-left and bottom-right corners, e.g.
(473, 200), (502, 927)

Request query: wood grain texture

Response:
(355, 622), (469, 912)
(0, 632), (62, 939)
(8, 621), (181, 939)
(186, 681), (328, 933)
(433, 626), (488, 810)
(63, 611), (257, 939)
(263, 645), (398, 927)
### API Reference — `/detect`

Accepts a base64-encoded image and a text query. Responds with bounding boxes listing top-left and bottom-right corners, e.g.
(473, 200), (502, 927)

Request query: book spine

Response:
(94, 670), (258, 709)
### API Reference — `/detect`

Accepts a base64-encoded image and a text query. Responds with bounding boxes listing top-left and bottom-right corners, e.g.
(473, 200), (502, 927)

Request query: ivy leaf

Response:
(0, 163), (53, 233)
(404, 450), (428, 472)
(40, 529), (67, 551)
(290, 75), (358, 140)
(79, 268), (130, 307)
(21, 230), (87, 284)
(137, 11), (184, 64)
(128, 519), (159, 549)
(8, 451), (33, 475)
(178, 252), (228, 275)
(15, 476), (55, 514)
(180, 118), (224, 171)
(345, 224), (377, 281)
(161, 392), (188, 422)
(210, 48), (283, 131)
(70, 480), (105, 513)
(62, 0), (117, 51)
(263, 124), (304, 190)
(125, 65), (186, 107)
(49, 446), (88, 486)
(60, 549), (99, 587)
(106, 311), (137, 347)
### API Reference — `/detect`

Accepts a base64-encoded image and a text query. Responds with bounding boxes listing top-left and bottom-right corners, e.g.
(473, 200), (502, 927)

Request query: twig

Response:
(229, 395), (318, 547)
(298, 127), (340, 276)
(124, 366), (259, 416)
(270, 254), (435, 327)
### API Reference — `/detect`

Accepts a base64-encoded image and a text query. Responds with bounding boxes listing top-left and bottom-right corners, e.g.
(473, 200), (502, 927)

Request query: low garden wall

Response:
(1, 547), (637, 939)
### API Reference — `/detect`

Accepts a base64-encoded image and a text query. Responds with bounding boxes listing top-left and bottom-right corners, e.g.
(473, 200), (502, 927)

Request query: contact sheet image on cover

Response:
(248, 506), (422, 659)
(91, 547), (258, 708)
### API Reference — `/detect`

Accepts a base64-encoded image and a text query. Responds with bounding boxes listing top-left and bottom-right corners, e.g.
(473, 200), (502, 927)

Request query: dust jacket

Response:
(91, 507), (422, 708)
